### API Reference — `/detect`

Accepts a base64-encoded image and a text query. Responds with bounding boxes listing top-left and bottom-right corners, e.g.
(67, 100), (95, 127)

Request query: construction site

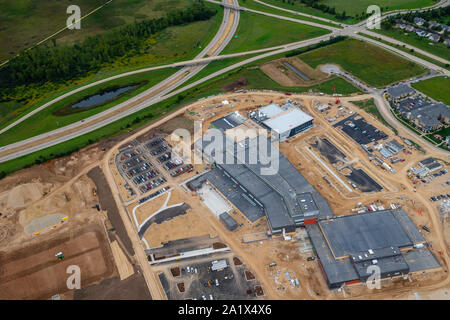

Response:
(0, 87), (449, 300)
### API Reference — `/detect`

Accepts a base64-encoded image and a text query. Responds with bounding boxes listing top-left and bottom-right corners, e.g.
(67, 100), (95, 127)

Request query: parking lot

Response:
(116, 134), (193, 195)
(334, 113), (388, 146)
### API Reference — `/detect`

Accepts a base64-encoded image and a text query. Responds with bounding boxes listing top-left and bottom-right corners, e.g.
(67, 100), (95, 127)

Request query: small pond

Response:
(72, 84), (138, 109)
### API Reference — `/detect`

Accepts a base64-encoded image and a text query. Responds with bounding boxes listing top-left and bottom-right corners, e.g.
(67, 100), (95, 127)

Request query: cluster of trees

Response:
(276, 0), (348, 20)
(0, 2), (216, 89)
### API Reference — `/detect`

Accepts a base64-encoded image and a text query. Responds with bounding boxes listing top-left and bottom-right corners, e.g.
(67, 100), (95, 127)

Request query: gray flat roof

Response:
(419, 157), (435, 166)
(307, 223), (358, 286)
(387, 84), (415, 98)
(319, 210), (414, 258)
(307, 209), (441, 288)
(202, 168), (265, 223)
(219, 212), (238, 231)
(195, 133), (334, 232)
(210, 112), (245, 131)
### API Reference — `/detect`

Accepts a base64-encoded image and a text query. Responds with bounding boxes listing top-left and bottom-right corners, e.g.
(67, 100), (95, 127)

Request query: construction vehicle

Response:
(333, 84), (340, 105)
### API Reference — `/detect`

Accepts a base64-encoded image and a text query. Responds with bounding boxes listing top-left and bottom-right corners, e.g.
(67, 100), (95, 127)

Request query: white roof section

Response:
(263, 108), (313, 133)
(259, 104), (283, 118)
(211, 259), (228, 271)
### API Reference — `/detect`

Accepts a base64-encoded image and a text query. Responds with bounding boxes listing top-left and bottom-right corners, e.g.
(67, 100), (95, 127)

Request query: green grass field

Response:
(298, 39), (426, 87)
(375, 28), (450, 61)
(255, 0), (435, 23)
(412, 76), (450, 105)
(321, 0), (435, 17)
(357, 33), (449, 70)
(0, 0), (197, 61)
(222, 11), (330, 54)
(0, 68), (176, 147)
(239, 0), (340, 28)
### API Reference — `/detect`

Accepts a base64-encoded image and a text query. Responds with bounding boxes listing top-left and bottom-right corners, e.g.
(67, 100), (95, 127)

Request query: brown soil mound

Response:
(171, 267), (181, 277)
(221, 77), (248, 92)
(233, 257), (242, 265)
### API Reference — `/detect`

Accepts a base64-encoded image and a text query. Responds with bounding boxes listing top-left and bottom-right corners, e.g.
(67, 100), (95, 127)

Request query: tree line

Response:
(0, 1), (216, 89)
(276, 0), (348, 20)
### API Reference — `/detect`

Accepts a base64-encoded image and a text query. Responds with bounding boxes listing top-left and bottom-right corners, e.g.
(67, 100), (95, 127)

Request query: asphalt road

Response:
(0, 0), (449, 162)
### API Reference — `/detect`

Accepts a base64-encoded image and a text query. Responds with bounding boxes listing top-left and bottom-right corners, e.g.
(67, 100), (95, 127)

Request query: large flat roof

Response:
(307, 209), (440, 288)
(194, 132), (334, 232)
(263, 108), (313, 134)
(319, 210), (415, 259)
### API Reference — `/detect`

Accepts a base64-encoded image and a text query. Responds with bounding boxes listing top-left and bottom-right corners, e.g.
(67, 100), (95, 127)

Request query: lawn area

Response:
(239, 0), (340, 28)
(221, 10), (330, 54)
(0, 68), (176, 147)
(350, 99), (398, 134)
(250, 0), (354, 23)
(412, 77), (450, 105)
(357, 32), (449, 70)
(375, 27), (450, 61)
(298, 39), (426, 87)
(253, 0), (435, 23)
(0, 0), (197, 61)
(0, 65), (360, 176)
(321, 0), (435, 17)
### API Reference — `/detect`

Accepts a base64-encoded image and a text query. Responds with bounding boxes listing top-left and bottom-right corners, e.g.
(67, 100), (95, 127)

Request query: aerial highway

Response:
(0, 0), (449, 163)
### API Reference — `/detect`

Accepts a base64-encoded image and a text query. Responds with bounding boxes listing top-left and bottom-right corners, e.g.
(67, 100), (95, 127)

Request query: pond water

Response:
(72, 85), (138, 109)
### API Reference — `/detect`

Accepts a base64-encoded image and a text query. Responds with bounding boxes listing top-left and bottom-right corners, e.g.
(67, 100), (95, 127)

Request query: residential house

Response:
(428, 21), (440, 29)
(407, 103), (450, 132)
(387, 84), (415, 103)
(416, 30), (428, 37)
(405, 25), (415, 32)
(441, 25), (450, 33)
(414, 17), (425, 26)
(428, 34), (441, 42)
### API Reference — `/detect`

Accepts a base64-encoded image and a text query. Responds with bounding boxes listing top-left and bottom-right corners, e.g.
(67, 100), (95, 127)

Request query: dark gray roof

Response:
(194, 132), (334, 233)
(410, 103), (450, 128)
(307, 223), (358, 286)
(307, 209), (441, 288)
(219, 212), (238, 231)
(210, 112), (245, 131)
(387, 84), (415, 99)
(201, 168), (265, 222)
(319, 210), (414, 258)
(419, 157), (435, 166)
(426, 162), (443, 171)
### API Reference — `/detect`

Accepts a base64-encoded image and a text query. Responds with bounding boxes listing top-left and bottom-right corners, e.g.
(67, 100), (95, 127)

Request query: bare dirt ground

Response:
(143, 207), (217, 249)
(260, 57), (329, 87)
(0, 223), (116, 300)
